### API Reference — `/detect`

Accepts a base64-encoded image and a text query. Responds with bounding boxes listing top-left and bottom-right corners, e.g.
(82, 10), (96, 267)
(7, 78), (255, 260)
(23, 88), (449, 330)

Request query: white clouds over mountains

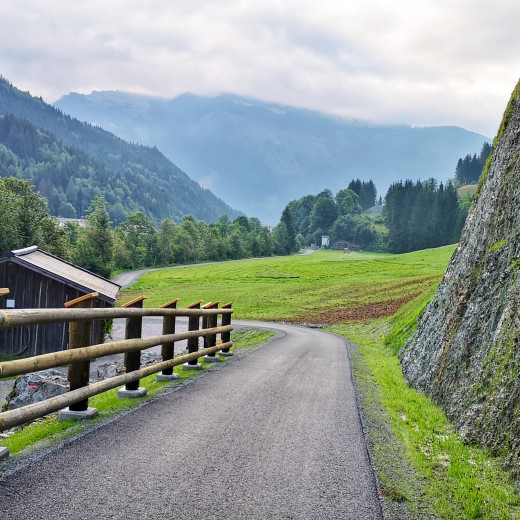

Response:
(0, 0), (518, 136)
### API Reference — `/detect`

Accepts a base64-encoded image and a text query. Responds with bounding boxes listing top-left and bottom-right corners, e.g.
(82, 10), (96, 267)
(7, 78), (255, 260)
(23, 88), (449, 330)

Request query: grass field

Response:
(119, 246), (456, 322)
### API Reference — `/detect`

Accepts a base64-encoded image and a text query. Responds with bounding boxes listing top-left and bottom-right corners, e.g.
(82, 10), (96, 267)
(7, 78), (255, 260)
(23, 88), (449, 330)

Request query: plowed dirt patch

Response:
(282, 293), (421, 324)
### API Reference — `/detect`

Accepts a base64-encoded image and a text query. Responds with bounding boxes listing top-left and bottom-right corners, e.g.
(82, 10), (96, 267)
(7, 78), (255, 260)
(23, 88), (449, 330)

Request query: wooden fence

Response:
(0, 292), (233, 441)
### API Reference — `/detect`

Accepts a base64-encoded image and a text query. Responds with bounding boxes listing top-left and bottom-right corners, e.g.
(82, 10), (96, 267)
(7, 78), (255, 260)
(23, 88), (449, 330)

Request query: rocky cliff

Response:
(400, 79), (520, 472)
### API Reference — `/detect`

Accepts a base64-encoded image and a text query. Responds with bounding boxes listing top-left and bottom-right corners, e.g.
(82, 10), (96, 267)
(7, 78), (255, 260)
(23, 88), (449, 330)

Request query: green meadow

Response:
(119, 247), (455, 322)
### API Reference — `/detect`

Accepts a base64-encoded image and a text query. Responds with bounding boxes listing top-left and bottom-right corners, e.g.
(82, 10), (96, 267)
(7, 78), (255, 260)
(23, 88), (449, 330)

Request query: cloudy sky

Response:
(0, 0), (518, 137)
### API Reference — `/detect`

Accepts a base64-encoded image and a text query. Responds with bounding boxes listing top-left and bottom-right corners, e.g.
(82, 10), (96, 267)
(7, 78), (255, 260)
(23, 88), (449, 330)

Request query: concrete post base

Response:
(0, 447), (9, 460)
(183, 362), (202, 371)
(219, 351), (234, 357)
(59, 407), (99, 422)
(117, 387), (147, 399)
(203, 355), (220, 363)
(156, 373), (180, 382)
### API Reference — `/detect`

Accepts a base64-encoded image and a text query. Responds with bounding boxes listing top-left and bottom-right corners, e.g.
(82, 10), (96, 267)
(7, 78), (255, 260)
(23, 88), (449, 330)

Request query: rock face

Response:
(400, 80), (520, 472)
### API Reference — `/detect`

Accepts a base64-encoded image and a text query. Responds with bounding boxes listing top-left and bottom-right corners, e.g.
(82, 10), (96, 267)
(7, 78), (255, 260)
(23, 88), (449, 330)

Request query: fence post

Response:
(59, 292), (99, 421)
(200, 301), (213, 342)
(156, 298), (181, 382)
(220, 302), (233, 356)
(183, 300), (203, 371)
(117, 296), (148, 398)
(202, 302), (220, 362)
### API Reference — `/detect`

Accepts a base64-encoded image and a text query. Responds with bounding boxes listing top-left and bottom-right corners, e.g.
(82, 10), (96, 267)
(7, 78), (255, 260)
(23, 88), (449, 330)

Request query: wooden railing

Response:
(0, 292), (234, 439)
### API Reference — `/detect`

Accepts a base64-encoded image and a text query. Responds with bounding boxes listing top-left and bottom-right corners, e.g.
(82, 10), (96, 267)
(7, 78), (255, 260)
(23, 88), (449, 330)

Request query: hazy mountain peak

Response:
(56, 90), (489, 224)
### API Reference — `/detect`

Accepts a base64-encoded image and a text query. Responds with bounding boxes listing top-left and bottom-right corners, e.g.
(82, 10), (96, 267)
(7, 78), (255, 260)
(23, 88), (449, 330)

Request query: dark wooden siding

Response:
(0, 261), (108, 356)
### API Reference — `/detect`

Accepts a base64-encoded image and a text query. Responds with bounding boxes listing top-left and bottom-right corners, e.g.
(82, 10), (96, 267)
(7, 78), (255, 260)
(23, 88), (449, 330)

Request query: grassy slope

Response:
(118, 247), (454, 321)
(333, 305), (520, 519)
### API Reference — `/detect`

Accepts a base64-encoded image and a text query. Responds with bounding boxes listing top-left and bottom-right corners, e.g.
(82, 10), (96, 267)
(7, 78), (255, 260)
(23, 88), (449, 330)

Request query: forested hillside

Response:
(0, 114), (155, 223)
(0, 77), (240, 224)
(284, 180), (383, 251)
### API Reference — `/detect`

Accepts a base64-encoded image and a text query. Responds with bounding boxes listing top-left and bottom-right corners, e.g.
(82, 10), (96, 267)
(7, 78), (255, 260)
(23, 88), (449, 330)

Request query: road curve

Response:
(0, 322), (383, 519)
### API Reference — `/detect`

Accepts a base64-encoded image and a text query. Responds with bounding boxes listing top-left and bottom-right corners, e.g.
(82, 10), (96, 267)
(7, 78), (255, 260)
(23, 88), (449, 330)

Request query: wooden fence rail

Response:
(0, 293), (234, 447)
(0, 325), (233, 378)
(0, 306), (230, 331)
(0, 341), (231, 433)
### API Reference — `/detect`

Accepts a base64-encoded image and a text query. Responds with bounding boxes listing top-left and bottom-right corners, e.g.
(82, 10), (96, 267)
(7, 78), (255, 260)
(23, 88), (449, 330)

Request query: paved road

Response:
(0, 322), (382, 519)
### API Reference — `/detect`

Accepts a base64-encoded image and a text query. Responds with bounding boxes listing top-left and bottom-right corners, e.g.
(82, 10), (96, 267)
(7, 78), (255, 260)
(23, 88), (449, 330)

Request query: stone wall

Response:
(399, 80), (520, 472)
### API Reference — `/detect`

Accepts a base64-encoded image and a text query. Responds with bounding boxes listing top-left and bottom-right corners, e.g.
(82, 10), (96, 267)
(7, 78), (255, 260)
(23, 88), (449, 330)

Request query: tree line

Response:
(1, 141), (490, 279)
(454, 142), (492, 185)
(283, 179), (383, 250)
(0, 177), (297, 279)
(384, 179), (466, 253)
(70, 200), (285, 279)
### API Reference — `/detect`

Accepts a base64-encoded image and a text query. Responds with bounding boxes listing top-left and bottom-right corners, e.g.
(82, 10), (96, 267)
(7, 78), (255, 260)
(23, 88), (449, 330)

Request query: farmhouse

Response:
(0, 246), (120, 356)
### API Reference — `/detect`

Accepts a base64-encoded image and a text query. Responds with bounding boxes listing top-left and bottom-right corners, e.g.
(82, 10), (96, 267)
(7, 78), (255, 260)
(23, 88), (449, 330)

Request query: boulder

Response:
(6, 369), (69, 411)
(95, 362), (124, 381)
(140, 351), (162, 367)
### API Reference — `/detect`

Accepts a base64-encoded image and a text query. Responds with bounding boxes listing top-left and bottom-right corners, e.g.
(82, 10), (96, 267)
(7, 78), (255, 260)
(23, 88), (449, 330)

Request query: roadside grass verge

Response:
(0, 330), (275, 458)
(331, 294), (520, 520)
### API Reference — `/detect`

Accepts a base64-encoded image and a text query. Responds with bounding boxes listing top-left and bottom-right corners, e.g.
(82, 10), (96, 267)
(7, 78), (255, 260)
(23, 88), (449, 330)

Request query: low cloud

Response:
(0, 0), (518, 135)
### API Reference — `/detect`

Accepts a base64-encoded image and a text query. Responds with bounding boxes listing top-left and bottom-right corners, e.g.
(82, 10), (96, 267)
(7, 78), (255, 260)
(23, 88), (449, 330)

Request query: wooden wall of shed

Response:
(0, 262), (108, 356)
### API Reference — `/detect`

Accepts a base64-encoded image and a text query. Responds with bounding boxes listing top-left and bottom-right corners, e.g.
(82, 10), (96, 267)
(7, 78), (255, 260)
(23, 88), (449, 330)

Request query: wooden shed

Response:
(0, 246), (120, 356)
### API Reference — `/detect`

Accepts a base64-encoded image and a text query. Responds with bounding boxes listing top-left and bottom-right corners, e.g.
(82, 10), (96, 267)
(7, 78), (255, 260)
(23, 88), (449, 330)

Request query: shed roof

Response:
(0, 246), (120, 303)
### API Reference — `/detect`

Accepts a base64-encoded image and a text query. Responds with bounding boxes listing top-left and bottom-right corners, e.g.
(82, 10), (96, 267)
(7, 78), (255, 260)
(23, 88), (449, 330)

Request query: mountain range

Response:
(56, 90), (490, 224)
(0, 77), (241, 224)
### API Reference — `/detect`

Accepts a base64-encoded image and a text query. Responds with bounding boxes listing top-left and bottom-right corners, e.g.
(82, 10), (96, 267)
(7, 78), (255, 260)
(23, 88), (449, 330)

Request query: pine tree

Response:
(280, 206), (298, 253)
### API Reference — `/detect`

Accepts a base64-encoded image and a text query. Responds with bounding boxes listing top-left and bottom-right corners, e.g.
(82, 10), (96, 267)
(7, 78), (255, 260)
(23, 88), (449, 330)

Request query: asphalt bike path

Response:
(0, 320), (383, 519)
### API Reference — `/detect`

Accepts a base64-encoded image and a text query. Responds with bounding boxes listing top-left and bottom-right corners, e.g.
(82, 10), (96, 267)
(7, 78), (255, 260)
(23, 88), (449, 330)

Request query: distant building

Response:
(0, 246), (120, 356)
(321, 235), (330, 248)
(56, 218), (88, 228)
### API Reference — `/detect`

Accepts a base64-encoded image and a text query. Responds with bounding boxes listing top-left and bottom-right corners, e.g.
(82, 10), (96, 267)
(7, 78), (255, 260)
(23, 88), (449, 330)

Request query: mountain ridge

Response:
(0, 77), (241, 224)
(56, 90), (490, 224)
